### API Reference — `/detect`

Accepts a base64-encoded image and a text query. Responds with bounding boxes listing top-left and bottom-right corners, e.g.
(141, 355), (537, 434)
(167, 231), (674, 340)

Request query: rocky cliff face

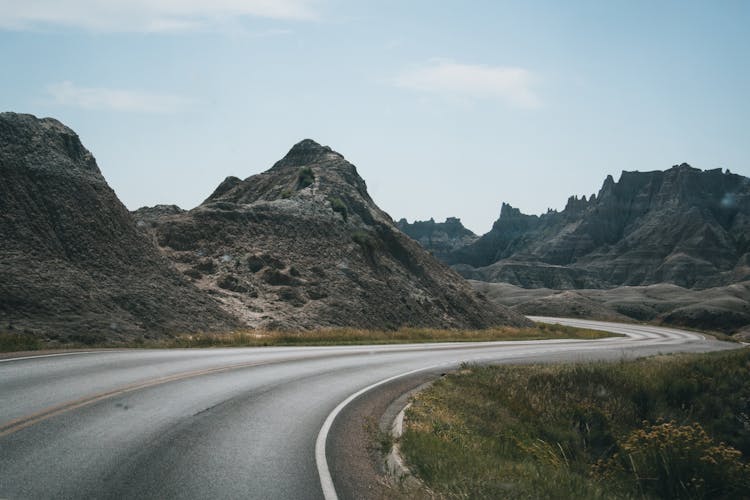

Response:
(139, 139), (529, 330)
(396, 217), (478, 261)
(0, 113), (240, 342)
(447, 164), (750, 289)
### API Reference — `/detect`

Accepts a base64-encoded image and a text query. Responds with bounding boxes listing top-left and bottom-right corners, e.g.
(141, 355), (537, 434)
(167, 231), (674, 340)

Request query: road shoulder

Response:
(326, 371), (440, 499)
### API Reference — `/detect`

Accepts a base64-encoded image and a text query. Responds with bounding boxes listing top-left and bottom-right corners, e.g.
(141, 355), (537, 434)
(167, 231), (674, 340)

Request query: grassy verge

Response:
(143, 322), (614, 348)
(0, 322), (615, 352)
(0, 332), (44, 352)
(401, 349), (750, 499)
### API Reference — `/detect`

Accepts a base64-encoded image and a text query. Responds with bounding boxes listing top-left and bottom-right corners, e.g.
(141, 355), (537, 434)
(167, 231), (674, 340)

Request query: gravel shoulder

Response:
(327, 371), (441, 499)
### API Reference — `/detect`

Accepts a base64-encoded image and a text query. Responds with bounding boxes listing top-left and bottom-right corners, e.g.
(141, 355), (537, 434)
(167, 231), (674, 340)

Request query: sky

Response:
(1, 0), (748, 234)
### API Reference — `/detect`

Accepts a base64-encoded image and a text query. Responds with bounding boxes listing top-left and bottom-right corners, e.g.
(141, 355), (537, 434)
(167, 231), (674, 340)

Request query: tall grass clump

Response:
(598, 420), (750, 498)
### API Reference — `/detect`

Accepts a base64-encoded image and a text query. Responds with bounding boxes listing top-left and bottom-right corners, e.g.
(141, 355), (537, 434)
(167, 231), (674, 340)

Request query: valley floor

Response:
(473, 280), (750, 340)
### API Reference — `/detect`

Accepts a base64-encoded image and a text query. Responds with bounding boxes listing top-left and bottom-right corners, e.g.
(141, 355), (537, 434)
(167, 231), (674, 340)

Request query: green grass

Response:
(401, 349), (750, 499)
(0, 323), (616, 352)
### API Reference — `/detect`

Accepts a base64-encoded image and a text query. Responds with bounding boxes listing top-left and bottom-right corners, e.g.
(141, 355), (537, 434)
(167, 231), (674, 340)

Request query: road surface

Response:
(0, 318), (737, 499)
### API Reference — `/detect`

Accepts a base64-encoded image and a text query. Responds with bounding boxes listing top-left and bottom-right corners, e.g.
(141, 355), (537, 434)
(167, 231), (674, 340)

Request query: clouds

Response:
(395, 61), (541, 109)
(47, 81), (190, 113)
(0, 0), (317, 32)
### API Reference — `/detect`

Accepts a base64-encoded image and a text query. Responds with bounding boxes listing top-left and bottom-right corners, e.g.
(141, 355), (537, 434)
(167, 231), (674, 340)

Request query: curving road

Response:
(0, 318), (737, 499)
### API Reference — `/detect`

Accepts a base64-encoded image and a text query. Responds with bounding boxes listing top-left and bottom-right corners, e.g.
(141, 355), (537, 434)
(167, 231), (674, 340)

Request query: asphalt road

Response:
(0, 318), (738, 499)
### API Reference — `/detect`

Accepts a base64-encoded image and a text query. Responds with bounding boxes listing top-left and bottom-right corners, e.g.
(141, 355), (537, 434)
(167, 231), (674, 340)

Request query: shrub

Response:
(599, 420), (750, 498)
(329, 197), (348, 221)
(297, 166), (315, 189)
(351, 230), (377, 251)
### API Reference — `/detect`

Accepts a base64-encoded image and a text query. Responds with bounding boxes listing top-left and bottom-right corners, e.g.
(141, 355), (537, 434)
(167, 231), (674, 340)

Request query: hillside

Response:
(135, 139), (529, 330)
(0, 113), (239, 342)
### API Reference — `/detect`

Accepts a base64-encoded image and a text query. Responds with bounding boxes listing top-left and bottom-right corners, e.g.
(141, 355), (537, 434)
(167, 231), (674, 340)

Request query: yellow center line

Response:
(0, 340), (550, 438)
(0, 356), (307, 438)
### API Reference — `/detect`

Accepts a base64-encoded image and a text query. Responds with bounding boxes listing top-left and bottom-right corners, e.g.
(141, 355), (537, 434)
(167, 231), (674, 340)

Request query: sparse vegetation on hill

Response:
(401, 349), (750, 499)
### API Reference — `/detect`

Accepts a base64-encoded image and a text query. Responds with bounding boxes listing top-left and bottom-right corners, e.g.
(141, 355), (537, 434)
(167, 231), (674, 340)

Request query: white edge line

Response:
(315, 363), (442, 500)
(315, 318), (719, 498)
(0, 351), (108, 363)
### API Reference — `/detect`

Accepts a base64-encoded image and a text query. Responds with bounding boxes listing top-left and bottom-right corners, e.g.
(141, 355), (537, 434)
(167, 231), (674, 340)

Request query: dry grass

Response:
(150, 322), (614, 348)
(0, 332), (44, 352)
(0, 322), (615, 352)
(401, 349), (750, 499)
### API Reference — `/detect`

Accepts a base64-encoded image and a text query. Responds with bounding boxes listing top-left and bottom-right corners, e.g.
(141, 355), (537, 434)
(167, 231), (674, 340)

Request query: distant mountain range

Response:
(395, 217), (478, 261)
(398, 165), (750, 335)
(400, 164), (750, 290)
(0, 113), (526, 342)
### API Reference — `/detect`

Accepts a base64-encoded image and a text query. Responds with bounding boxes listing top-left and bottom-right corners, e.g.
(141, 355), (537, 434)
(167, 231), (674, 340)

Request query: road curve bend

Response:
(0, 318), (737, 499)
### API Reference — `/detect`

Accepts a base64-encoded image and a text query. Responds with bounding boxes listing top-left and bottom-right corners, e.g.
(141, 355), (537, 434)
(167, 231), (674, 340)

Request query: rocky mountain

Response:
(0, 112), (240, 343)
(446, 164), (750, 290)
(136, 139), (528, 330)
(396, 217), (478, 261)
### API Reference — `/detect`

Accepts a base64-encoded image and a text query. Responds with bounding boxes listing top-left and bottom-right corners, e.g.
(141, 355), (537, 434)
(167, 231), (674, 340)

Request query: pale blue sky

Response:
(1, 0), (748, 233)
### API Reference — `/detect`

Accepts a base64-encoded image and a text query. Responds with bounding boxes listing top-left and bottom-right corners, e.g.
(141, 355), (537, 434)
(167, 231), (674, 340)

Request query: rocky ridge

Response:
(447, 164), (750, 290)
(396, 217), (478, 261)
(138, 139), (529, 330)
